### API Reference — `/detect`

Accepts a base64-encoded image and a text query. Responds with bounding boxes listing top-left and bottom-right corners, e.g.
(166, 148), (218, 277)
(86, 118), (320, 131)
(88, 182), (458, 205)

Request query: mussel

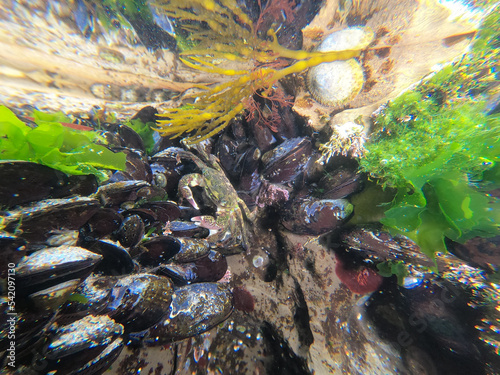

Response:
(145, 282), (233, 344)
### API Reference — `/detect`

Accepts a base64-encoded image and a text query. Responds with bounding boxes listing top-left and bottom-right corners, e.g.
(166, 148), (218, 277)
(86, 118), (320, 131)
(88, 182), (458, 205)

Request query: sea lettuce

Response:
(126, 118), (156, 155)
(381, 172), (500, 259)
(0, 106), (126, 181)
(359, 7), (500, 260)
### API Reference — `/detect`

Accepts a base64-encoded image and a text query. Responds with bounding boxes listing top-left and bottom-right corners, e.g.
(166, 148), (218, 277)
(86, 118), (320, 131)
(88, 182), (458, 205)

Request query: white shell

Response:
(307, 27), (373, 107)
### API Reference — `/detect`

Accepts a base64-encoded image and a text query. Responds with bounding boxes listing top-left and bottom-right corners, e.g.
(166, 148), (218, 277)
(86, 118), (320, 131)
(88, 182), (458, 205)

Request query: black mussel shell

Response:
(215, 134), (243, 179)
(0, 298), (56, 354)
(102, 129), (124, 148)
(262, 137), (313, 185)
(28, 279), (81, 313)
(156, 250), (227, 285)
(0, 235), (26, 278)
(155, 263), (196, 285)
(168, 220), (210, 238)
(151, 133), (181, 155)
(340, 226), (437, 269)
(139, 236), (181, 266)
(44, 315), (124, 374)
(131, 106), (158, 123)
(115, 214), (145, 248)
(94, 180), (150, 207)
(140, 201), (181, 223)
(3, 197), (100, 242)
(116, 125), (145, 152)
(122, 208), (157, 227)
(136, 185), (167, 201)
(58, 276), (118, 323)
(15, 245), (102, 297)
(281, 198), (353, 235)
(446, 235), (500, 271)
(238, 147), (262, 192)
(145, 282), (233, 344)
(249, 117), (277, 152)
(341, 226), (417, 256)
(170, 237), (211, 263)
(101, 123), (145, 152)
(46, 230), (79, 247)
(86, 239), (135, 276)
(150, 147), (196, 195)
(109, 148), (152, 183)
(214, 133), (261, 190)
(46, 315), (122, 359)
(77, 336), (124, 375)
(65, 174), (98, 196)
(79, 208), (123, 242)
(190, 250), (228, 282)
(106, 274), (174, 333)
(0, 161), (68, 209)
(318, 168), (364, 199)
(150, 147), (186, 164)
(0, 161), (97, 209)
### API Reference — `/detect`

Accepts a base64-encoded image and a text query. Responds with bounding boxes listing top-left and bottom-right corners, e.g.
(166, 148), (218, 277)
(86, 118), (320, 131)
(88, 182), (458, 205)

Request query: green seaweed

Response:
(376, 260), (408, 285)
(358, 7), (500, 260)
(0, 106), (126, 181)
(125, 118), (156, 155)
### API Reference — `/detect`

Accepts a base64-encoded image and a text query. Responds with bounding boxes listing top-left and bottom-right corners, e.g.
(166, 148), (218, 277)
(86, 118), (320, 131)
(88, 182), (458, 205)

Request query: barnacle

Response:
(155, 0), (369, 144)
(319, 122), (366, 161)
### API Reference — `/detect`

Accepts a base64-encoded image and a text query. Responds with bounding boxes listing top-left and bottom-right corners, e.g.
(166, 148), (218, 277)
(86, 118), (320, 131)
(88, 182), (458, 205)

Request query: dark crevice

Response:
(261, 321), (312, 375)
(292, 277), (314, 351)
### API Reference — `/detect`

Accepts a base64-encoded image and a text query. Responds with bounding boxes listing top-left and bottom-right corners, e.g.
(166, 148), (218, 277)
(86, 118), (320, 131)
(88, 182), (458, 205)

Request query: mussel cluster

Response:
(0, 102), (361, 374)
(0, 88), (364, 375)
(212, 105), (359, 236)
(0, 115), (243, 374)
(2, 99), (497, 375)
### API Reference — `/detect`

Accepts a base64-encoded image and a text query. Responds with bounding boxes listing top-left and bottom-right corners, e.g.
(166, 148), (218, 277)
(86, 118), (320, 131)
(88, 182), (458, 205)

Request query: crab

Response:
(176, 149), (254, 252)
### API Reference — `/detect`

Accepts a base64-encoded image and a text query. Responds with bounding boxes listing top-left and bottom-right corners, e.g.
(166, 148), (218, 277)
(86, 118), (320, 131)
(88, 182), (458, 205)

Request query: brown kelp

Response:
(155, 0), (372, 144)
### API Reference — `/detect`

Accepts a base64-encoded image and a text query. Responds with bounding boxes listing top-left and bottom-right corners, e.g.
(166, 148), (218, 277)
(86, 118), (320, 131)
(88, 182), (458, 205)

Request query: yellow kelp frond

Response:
(179, 57), (248, 76)
(156, 69), (266, 144)
(156, 0), (374, 143)
(157, 46), (364, 144)
(157, 0), (257, 60)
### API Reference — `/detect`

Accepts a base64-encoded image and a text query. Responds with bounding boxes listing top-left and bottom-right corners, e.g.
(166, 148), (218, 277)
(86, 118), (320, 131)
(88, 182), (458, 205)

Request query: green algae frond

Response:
(126, 118), (157, 155)
(0, 106), (126, 181)
(357, 7), (500, 260)
(155, 0), (371, 144)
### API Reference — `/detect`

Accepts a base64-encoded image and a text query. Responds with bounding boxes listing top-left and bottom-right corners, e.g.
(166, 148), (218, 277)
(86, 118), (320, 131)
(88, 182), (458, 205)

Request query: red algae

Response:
(233, 286), (255, 312)
(335, 255), (383, 294)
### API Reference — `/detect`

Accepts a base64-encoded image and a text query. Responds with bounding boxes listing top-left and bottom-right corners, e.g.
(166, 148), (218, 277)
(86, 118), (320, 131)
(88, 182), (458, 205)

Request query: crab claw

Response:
(178, 184), (200, 210)
(187, 197), (200, 210)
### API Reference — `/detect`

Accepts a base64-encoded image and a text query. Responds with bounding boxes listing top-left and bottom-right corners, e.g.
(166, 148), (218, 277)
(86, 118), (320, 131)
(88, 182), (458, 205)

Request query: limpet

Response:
(307, 27), (373, 107)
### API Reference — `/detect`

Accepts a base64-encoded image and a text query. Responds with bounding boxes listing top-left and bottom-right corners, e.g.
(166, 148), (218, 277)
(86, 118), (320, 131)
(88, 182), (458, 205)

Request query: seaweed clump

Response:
(155, 0), (370, 144)
(0, 106), (126, 181)
(357, 6), (500, 260)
